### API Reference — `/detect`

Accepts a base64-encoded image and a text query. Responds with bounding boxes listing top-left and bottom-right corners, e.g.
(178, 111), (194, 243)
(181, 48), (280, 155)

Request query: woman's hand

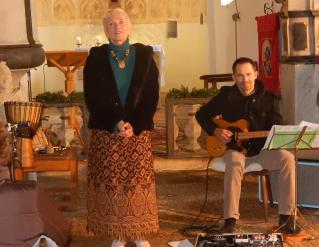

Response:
(117, 120), (134, 138)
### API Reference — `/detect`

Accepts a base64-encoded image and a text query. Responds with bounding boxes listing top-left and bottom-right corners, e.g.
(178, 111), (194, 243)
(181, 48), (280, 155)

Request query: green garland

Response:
(166, 85), (218, 99)
(35, 86), (216, 102)
(34, 91), (84, 103)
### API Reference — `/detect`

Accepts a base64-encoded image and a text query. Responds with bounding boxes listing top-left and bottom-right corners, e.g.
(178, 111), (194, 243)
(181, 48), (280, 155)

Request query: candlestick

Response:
(76, 36), (82, 47)
(95, 35), (101, 46)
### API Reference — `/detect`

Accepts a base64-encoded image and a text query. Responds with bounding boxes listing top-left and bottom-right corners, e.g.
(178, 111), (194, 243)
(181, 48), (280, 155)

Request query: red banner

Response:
(256, 13), (280, 94)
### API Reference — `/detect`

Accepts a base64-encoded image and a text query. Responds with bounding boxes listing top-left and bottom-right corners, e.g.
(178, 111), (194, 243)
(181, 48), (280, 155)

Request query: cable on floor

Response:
(180, 157), (223, 237)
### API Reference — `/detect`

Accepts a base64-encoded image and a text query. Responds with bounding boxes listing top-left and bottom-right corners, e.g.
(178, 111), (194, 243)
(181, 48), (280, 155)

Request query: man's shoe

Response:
(135, 240), (151, 247)
(111, 240), (126, 247)
(218, 218), (236, 234)
(278, 214), (301, 235)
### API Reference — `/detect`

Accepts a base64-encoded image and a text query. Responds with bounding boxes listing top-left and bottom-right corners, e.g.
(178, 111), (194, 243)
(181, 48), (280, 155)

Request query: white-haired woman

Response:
(84, 8), (159, 247)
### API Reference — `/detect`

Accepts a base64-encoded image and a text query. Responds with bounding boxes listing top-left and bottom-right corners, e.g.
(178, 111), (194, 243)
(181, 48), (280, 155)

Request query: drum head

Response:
(4, 101), (43, 135)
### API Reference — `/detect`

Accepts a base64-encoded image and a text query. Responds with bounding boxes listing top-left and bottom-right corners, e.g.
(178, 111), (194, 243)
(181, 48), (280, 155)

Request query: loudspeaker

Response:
(259, 159), (319, 208)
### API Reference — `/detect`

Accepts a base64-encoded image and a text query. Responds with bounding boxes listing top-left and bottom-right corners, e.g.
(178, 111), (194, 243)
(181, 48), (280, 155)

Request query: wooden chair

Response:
(210, 157), (274, 222)
(199, 73), (233, 90)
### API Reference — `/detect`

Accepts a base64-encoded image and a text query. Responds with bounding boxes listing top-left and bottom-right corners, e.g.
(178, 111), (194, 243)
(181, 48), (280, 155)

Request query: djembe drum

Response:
(4, 101), (43, 168)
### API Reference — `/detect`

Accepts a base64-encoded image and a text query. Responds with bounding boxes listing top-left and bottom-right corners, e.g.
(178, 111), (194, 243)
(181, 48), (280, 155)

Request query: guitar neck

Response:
(237, 131), (269, 140)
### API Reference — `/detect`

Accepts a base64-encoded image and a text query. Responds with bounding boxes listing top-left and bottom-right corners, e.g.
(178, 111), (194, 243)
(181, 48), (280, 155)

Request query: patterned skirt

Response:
(87, 130), (159, 240)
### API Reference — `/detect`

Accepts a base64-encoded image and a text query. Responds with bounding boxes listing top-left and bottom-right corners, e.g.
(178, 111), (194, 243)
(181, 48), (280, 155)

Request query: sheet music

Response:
(263, 121), (319, 150)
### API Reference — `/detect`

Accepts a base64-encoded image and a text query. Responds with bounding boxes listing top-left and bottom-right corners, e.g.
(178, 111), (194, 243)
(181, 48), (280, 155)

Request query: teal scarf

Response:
(108, 40), (136, 107)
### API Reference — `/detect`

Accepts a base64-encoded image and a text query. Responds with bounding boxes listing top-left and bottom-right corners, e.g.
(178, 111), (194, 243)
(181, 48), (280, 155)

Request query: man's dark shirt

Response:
(195, 79), (282, 156)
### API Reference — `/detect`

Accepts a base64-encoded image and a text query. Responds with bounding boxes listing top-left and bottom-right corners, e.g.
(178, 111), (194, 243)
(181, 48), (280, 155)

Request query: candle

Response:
(76, 36), (82, 45)
(96, 35), (101, 44)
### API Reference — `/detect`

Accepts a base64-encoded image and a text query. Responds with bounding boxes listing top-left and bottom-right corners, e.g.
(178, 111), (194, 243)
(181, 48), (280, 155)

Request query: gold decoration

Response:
(110, 49), (130, 69)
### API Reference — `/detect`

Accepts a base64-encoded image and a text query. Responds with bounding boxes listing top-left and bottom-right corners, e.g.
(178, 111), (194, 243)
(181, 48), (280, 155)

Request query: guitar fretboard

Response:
(237, 131), (269, 140)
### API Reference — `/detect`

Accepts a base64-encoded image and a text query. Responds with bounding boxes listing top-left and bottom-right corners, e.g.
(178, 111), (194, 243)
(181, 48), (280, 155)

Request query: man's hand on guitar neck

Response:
(214, 128), (233, 144)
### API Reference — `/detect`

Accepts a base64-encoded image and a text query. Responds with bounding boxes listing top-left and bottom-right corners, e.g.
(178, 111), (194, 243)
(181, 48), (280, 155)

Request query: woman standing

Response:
(84, 8), (159, 247)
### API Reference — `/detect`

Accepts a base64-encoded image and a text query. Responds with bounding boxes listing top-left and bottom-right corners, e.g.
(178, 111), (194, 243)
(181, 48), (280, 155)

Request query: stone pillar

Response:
(280, 63), (319, 124)
(0, 64), (29, 123)
(175, 104), (202, 151)
(0, 0), (45, 68)
(0, 0), (45, 103)
(277, 0), (319, 125)
(41, 103), (84, 148)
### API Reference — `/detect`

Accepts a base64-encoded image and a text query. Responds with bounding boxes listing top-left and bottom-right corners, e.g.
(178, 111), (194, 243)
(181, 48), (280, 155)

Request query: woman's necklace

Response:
(110, 49), (130, 69)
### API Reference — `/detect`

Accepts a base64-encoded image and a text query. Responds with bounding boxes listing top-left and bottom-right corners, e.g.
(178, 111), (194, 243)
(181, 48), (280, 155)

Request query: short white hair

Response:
(103, 8), (132, 37)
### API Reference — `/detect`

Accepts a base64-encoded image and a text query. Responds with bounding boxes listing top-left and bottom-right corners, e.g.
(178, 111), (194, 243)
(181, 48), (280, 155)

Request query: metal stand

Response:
(291, 126), (308, 234)
(232, 0), (240, 59)
(274, 125), (310, 234)
(258, 124), (319, 244)
(6, 123), (22, 181)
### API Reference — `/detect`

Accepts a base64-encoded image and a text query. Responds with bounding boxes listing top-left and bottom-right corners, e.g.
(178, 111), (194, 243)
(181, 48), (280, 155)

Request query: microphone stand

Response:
(232, 0), (240, 59)
(291, 126), (307, 234)
(6, 123), (22, 181)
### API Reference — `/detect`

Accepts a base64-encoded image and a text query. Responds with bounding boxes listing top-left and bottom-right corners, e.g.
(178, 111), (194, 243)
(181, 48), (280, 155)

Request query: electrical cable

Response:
(180, 157), (223, 237)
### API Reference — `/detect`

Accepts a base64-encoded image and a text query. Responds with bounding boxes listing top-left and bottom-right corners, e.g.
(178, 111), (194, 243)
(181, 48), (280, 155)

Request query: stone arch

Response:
(125, 0), (146, 20)
(36, 0), (52, 25)
(79, 0), (105, 21)
(175, 0), (206, 21)
(149, 0), (170, 19)
(53, 0), (76, 23)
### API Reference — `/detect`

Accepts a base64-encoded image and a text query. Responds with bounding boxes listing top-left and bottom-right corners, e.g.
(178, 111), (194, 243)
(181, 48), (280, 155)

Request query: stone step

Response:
(154, 155), (209, 171)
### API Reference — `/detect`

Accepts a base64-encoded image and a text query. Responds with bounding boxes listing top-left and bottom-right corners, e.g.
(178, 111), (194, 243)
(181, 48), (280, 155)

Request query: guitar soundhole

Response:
(227, 126), (244, 152)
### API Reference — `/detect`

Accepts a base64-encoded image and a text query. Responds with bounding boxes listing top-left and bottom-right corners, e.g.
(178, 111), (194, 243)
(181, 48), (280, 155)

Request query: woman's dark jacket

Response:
(195, 80), (282, 156)
(83, 43), (159, 135)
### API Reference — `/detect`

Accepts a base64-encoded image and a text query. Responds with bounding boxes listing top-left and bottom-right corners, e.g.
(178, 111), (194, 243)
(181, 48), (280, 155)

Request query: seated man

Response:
(195, 57), (299, 234)
(0, 121), (70, 247)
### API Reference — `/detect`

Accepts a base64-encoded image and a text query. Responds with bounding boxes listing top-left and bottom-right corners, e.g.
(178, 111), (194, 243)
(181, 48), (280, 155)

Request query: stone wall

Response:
(35, 0), (207, 26)
(40, 103), (87, 149)
(0, 62), (29, 122)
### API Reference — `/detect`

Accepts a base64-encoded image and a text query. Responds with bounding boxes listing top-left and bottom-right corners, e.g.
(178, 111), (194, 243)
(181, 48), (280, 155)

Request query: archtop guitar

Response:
(206, 119), (269, 157)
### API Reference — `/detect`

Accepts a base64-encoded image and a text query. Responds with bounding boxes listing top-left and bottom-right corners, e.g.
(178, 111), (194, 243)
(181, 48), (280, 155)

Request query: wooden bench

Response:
(199, 73), (233, 90)
(14, 148), (78, 207)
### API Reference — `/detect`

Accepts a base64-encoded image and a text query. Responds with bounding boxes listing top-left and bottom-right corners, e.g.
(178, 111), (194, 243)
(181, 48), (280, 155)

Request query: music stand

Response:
(45, 50), (88, 95)
(264, 122), (319, 239)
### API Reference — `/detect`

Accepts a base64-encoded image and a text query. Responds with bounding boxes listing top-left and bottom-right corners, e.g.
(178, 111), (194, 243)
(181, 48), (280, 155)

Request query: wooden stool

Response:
(246, 170), (274, 222)
(15, 148), (78, 207)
